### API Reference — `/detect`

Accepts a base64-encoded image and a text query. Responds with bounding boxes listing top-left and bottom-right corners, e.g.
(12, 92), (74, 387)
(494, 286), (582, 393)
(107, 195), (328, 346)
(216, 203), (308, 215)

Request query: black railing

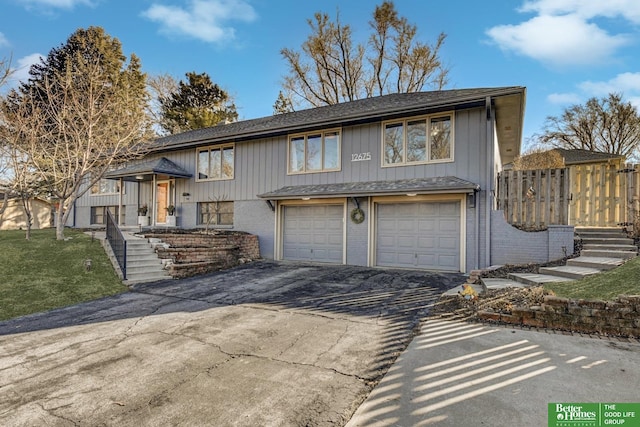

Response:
(105, 209), (127, 280)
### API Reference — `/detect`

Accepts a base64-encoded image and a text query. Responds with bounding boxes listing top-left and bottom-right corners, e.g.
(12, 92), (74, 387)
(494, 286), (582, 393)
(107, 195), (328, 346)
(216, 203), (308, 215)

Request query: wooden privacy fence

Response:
(497, 168), (570, 228)
(497, 163), (639, 228)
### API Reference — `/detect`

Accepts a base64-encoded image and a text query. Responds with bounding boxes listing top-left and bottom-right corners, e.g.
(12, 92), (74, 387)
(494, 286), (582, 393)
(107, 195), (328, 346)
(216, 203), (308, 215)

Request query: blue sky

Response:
(2, 0), (640, 149)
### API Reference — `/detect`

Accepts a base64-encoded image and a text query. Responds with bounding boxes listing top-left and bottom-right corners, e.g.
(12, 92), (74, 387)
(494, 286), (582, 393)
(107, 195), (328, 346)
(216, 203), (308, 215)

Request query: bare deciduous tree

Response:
(280, 1), (448, 109)
(2, 27), (151, 240)
(147, 73), (178, 135)
(511, 148), (565, 171)
(539, 93), (640, 161)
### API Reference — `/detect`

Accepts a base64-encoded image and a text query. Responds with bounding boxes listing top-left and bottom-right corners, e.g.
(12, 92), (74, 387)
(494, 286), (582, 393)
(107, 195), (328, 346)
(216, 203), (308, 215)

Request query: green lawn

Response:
(544, 256), (640, 300)
(0, 228), (128, 321)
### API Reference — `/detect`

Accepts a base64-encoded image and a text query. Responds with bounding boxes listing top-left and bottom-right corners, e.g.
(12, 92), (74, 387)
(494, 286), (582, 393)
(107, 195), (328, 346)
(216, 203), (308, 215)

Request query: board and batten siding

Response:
(166, 107), (491, 203)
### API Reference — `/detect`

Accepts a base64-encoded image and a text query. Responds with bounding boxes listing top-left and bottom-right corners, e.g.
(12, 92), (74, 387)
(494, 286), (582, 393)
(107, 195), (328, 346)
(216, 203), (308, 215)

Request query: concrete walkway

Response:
(347, 318), (640, 426)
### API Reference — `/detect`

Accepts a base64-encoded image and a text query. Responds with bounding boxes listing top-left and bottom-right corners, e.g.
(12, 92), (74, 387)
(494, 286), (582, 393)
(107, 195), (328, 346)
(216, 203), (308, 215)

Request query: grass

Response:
(0, 228), (128, 321)
(544, 256), (640, 300)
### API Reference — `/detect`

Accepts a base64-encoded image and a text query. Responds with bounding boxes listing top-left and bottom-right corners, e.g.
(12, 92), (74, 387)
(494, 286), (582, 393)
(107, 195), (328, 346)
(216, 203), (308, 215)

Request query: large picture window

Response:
(197, 144), (234, 181)
(198, 201), (234, 226)
(288, 130), (341, 174)
(383, 114), (453, 166)
(91, 179), (120, 195)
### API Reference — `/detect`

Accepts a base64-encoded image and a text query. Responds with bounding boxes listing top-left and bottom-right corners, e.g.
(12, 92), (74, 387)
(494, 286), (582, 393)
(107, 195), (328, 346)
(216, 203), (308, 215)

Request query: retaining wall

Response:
(478, 295), (640, 338)
(490, 210), (574, 265)
(144, 231), (260, 278)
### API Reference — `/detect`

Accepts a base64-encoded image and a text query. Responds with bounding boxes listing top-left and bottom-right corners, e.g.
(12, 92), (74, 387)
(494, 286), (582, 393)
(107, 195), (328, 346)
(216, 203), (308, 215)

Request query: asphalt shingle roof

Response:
(150, 87), (525, 152)
(105, 157), (192, 181)
(257, 176), (480, 200)
(553, 148), (625, 165)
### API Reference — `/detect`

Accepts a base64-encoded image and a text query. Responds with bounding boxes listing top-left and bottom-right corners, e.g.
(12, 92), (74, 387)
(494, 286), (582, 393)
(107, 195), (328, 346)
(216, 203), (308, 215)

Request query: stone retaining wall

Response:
(144, 231), (260, 278)
(478, 295), (640, 337)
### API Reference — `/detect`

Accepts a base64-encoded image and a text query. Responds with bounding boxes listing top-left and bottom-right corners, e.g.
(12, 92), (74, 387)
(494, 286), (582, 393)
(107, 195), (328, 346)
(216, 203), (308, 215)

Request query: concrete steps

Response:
(122, 233), (171, 285)
(505, 227), (637, 286)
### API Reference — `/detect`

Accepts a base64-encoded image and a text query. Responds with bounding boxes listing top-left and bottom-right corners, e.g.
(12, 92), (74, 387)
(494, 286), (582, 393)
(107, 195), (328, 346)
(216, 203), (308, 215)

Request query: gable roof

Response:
(150, 87), (526, 163)
(105, 157), (192, 181)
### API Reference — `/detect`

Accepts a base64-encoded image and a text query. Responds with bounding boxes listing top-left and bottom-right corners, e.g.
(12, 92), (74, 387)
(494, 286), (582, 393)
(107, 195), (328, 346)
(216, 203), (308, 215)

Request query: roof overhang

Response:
(493, 89), (526, 166)
(257, 177), (480, 200)
(105, 157), (192, 182)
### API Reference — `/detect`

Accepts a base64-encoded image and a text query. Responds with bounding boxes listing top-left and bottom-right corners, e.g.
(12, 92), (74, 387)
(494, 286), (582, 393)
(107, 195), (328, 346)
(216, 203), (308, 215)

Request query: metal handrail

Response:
(105, 209), (127, 280)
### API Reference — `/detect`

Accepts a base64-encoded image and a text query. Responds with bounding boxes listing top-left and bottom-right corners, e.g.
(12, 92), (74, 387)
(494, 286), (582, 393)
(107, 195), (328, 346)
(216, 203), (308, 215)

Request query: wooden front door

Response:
(156, 181), (170, 224)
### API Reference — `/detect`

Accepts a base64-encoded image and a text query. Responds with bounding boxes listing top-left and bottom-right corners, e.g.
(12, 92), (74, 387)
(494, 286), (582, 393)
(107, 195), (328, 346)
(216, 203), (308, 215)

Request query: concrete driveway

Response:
(0, 261), (464, 427)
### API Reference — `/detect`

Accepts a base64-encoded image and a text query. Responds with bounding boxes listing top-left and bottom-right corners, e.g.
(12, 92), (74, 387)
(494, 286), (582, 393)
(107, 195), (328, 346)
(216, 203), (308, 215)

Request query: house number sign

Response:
(351, 152), (371, 162)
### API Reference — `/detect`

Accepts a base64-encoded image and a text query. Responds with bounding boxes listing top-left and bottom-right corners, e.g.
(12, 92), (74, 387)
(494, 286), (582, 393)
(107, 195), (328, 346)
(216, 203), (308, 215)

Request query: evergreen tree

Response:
(159, 72), (237, 134)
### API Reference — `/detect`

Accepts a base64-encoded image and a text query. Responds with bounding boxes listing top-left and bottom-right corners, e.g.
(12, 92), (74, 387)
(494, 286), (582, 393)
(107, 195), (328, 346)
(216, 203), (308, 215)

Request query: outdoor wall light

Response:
(135, 175), (144, 180)
(406, 193), (417, 197)
(302, 197), (311, 200)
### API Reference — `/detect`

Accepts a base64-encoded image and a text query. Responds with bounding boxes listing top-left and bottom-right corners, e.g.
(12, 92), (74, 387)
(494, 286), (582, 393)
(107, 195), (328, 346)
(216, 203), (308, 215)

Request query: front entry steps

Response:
(122, 233), (171, 285)
(505, 227), (637, 286)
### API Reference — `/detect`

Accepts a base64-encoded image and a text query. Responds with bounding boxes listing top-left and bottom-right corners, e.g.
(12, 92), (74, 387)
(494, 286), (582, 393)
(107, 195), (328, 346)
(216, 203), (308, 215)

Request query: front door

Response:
(156, 181), (170, 224)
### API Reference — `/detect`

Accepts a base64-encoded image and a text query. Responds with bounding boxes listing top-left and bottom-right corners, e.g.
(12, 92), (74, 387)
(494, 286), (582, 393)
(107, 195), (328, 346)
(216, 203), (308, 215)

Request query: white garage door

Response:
(283, 205), (344, 263)
(376, 201), (460, 271)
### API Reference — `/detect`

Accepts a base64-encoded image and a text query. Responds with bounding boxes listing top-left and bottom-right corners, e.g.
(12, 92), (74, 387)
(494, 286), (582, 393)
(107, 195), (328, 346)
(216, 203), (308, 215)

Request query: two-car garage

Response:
(278, 197), (464, 272)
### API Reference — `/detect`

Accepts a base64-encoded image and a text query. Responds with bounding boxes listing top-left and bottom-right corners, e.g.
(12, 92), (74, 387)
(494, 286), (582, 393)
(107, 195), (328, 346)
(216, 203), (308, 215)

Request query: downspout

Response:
(485, 96), (493, 268)
(475, 189), (480, 270)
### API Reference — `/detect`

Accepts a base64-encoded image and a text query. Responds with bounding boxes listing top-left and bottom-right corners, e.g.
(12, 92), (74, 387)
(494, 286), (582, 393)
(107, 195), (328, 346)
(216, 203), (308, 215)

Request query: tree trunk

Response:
(56, 201), (66, 240)
(20, 197), (32, 240)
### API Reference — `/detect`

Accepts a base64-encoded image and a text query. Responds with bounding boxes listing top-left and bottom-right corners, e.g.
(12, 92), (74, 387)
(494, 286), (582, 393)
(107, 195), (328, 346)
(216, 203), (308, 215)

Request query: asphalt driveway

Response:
(0, 261), (464, 426)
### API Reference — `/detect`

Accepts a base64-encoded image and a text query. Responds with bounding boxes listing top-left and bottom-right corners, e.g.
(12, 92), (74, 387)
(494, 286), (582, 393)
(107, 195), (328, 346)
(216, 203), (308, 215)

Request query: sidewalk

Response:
(347, 317), (640, 426)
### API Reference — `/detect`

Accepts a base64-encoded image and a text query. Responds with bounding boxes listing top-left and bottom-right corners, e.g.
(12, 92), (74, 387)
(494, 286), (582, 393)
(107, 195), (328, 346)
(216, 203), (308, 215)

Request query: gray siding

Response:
(346, 199), (369, 266)
(74, 107), (494, 272)
(152, 107), (491, 204)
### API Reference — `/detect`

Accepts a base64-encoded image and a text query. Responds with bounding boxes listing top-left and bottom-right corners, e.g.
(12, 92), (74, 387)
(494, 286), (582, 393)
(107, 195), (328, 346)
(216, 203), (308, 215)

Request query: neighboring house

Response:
(72, 87), (571, 272)
(0, 194), (53, 230)
(505, 147), (625, 171)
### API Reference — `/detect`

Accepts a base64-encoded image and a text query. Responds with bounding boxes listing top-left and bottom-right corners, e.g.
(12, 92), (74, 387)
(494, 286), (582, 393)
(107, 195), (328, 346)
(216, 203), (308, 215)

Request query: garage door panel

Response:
(417, 237), (435, 249)
(283, 205), (344, 263)
(376, 201), (460, 271)
(439, 237), (457, 250)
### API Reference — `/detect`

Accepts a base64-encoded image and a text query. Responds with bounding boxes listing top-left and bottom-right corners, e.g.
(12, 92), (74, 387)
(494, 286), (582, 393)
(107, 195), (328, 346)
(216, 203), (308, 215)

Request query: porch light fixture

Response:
(406, 193), (417, 197)
(135, 175), (144, 180)
(302, 197), (311, 200)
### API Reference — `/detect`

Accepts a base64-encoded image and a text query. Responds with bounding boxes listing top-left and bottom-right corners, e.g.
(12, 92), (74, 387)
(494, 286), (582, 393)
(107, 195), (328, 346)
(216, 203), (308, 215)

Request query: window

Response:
(288, 130), (341, 174)
(91, 179), (120, 195)
(383, 114), (453, 166)
(197, 144), (234, 181)
(198, 201), (234, 226)
(90, 206), (122, 225)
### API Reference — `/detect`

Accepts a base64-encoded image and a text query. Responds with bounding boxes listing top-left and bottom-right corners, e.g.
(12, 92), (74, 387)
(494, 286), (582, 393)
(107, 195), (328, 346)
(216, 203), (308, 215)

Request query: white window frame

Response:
(287, 129), (341, 175)
(381, 112), (454, 167)
(196, 143), (235, 182)
(90, 179), (122, 196)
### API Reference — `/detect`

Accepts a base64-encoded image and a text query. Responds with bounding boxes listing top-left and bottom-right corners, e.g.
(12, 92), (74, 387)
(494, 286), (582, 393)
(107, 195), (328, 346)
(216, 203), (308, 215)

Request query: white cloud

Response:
(142, 0), (257, 44)
(487, 14), (629, 67)
(578, 72), (640, 96)
(20, 0), (94, 9)
(11, 53), (44, 85)
(487, 0), (638, 67)
(0, 32), (8, 47)
(547, 92), (581, 105)
(520, 0), (640, 24)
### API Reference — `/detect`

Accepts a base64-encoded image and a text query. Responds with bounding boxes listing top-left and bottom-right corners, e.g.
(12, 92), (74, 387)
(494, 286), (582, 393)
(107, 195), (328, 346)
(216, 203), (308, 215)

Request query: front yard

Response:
(0, 229), (127, 321)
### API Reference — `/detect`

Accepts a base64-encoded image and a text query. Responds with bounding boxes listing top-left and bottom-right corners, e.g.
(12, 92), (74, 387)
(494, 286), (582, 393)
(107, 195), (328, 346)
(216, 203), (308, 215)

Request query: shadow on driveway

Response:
(0, 261), (465, 426)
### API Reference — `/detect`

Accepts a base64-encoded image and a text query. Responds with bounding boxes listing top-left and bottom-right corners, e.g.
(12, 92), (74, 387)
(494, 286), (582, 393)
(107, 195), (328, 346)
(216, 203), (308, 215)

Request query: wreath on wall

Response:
(350, 207), (365, 224)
